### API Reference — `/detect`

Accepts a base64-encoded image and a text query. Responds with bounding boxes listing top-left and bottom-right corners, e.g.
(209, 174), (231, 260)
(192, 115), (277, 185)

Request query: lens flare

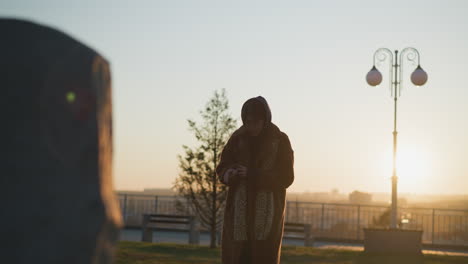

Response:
(66, 91), (76, 103)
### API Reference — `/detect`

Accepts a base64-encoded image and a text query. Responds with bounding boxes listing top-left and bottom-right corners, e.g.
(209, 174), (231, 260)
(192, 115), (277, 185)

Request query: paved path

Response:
(119, 229), (468, 257)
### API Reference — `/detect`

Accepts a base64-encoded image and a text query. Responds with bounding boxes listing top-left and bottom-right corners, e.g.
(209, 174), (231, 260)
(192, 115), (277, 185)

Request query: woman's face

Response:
(244, 116), (265, 136)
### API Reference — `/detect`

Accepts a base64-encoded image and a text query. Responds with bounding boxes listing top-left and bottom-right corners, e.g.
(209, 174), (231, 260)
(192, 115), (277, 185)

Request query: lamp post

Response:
(366, 48), (428, 229)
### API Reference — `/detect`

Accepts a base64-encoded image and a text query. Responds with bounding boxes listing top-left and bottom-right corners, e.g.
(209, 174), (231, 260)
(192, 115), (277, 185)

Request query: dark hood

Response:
(241, 96), (272, 124)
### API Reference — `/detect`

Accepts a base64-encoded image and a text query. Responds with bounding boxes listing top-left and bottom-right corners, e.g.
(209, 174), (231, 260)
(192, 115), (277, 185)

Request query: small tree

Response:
(372, 208), (391, 228)
(174, 89), (237, 248)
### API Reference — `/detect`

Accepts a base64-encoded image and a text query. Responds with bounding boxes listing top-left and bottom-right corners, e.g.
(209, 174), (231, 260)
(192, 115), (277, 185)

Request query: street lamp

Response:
(366, 48), (428, 229)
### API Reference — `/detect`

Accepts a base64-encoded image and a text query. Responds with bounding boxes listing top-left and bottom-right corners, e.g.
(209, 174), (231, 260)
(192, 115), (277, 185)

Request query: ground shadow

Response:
(354, 252), (423, 264)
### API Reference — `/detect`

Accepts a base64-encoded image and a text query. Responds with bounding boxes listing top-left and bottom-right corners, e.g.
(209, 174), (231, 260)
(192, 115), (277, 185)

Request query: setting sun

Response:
(381, 145), (434, 194)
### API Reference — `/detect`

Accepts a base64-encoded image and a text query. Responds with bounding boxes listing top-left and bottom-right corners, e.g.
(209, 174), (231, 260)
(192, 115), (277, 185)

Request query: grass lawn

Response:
(117, 241), (468, 264)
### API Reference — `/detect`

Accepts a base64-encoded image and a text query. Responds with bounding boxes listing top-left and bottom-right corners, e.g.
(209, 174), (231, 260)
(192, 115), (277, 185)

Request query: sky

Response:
(2, 0), (468, 195)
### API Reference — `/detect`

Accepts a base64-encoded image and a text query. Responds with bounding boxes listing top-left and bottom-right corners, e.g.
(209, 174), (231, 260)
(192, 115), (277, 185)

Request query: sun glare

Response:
(380, 145), (433, 193)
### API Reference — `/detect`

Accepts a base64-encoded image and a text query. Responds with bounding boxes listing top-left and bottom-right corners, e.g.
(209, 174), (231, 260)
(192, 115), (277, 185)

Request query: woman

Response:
(216, 96), (294, 264)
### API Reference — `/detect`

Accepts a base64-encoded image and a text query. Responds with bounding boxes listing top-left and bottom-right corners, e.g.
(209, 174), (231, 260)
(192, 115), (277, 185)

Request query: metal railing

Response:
(117, 193), (468, 247)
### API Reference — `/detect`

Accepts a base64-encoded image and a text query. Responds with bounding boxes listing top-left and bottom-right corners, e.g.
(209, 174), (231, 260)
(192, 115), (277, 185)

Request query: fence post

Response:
(154, 196), (158, 214)
(357, 205), (361, 240)
(432, 208), (435, 244)
(123, 194), (128, 225)
(296, 198), (299, 222)
(321, 203), (325, 232)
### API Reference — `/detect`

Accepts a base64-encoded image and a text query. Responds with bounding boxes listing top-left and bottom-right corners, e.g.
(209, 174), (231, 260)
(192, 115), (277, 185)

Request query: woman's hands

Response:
(223, 165), (248, 184)
(223, 168), (236, 184)
(235, 165), (247, 178)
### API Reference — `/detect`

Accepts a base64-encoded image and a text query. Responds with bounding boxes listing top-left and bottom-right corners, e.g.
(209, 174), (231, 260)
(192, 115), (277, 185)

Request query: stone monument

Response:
(1, 19), (122, 263)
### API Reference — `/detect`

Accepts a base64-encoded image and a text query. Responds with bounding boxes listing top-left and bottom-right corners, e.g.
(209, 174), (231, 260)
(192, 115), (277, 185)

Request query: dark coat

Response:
(216, 97), (294, 264)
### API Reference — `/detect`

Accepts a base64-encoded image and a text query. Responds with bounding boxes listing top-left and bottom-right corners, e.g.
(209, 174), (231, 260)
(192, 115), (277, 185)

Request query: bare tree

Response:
(174, 89), (237, 248)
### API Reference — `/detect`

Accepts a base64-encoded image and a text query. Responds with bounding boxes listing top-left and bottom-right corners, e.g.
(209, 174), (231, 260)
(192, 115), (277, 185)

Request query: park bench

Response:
(141, 214), (200, 244)
(284, 222), (314, 246)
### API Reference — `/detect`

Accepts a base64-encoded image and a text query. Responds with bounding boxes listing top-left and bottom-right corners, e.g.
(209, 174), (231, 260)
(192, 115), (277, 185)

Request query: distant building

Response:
(143, 188), (176, 196)
(349, 190), (372, 204)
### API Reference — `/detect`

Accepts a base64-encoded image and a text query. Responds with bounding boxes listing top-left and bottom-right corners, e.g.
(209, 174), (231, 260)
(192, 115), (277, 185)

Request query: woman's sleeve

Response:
(255, 133), (294, 190)
(216, 135), (237, 186)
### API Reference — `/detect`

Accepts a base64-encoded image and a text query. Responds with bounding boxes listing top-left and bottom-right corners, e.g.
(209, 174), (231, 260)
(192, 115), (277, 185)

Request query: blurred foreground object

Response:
(0, 19), (122, 263)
